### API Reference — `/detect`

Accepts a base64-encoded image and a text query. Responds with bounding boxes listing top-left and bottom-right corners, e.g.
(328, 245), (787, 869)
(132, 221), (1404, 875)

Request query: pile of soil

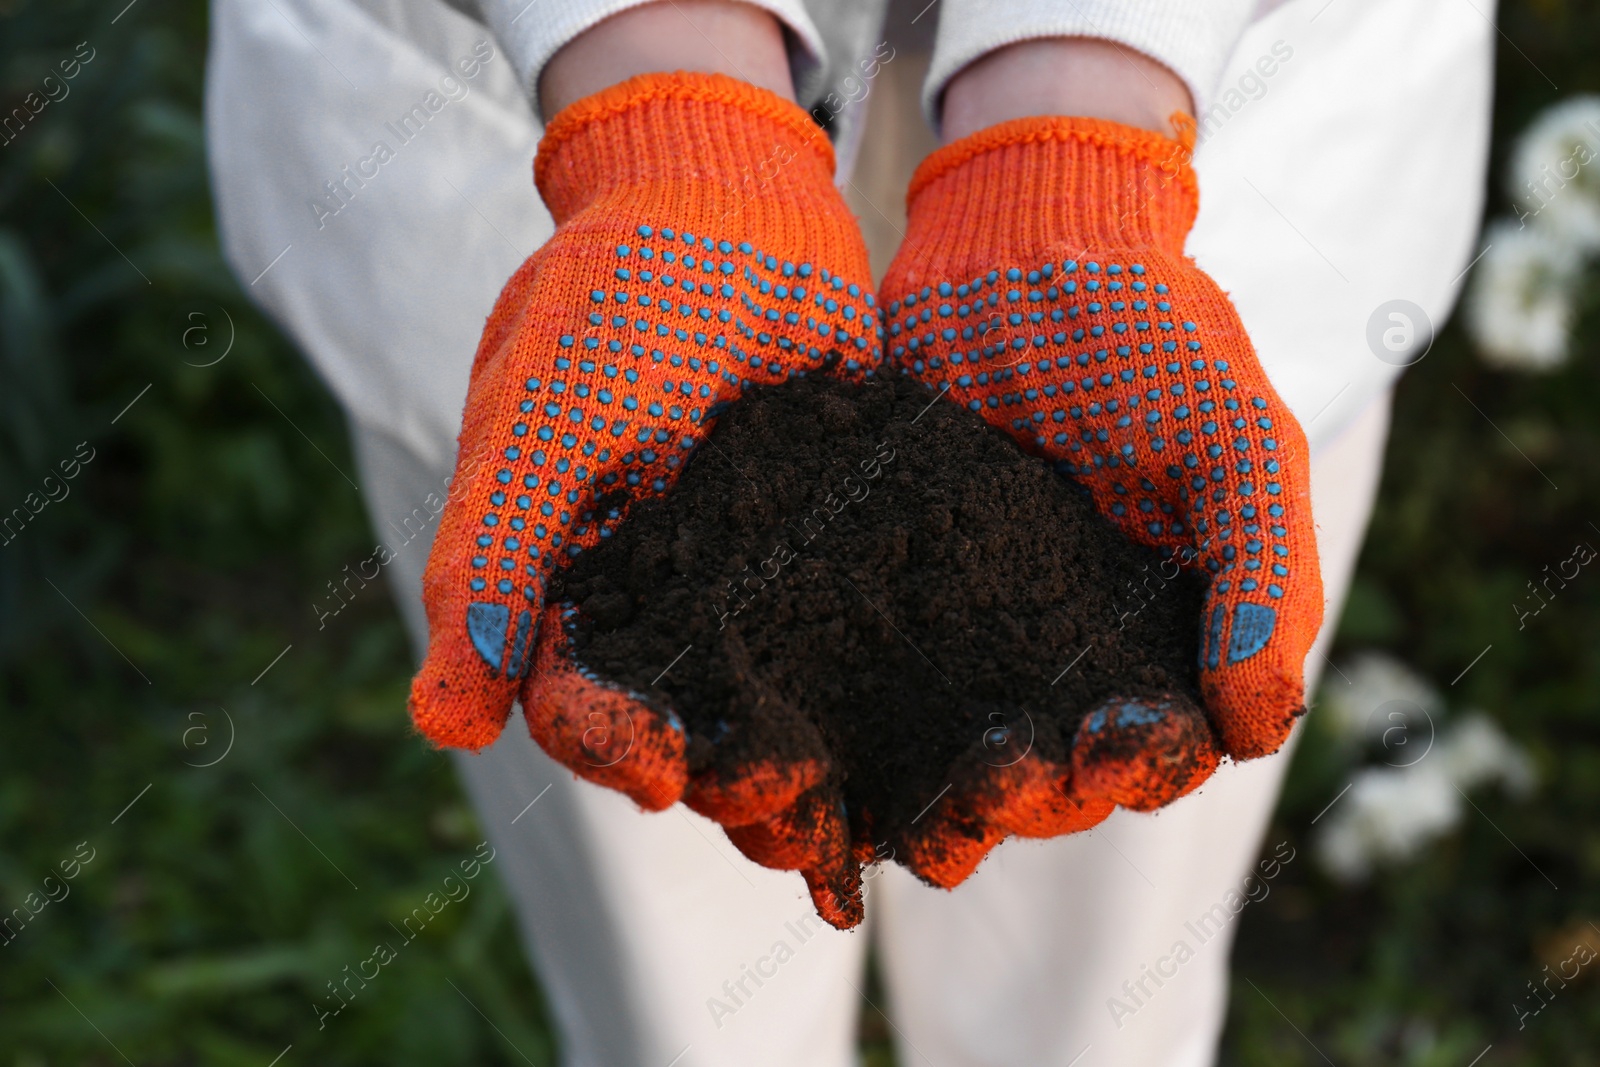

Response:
(553, 375), (1204, 861)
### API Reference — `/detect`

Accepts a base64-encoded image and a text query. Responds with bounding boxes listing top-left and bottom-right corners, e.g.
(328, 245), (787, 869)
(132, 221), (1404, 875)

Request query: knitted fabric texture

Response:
(888, 689), (1223, 890)
(882, 116), (1322, 780)
(408, 73), (880, 914)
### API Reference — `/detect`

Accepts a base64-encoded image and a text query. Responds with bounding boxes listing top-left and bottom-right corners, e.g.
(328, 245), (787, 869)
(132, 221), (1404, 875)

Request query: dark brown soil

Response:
(552, 375), (1204, 855)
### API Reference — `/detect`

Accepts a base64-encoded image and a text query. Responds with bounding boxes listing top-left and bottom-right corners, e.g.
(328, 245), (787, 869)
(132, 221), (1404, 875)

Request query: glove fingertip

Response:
(408, 649), (517, 752)
(523, 602), (689, 809)
(684, 758), (828, 827)
(991, 761), (1115, 837)
(804, 863), (865, 930)
(1072, 693), (1220, 810)
(896, 808), (1005, 890)
(1202, 662), (1305, 761)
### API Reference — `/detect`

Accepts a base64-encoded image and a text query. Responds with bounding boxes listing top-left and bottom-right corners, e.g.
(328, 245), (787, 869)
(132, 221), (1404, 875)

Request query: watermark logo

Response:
(181, 706), (236, 768)
(1364, 698), (1435, 768)
(1366, 299), (1434, 367)
(175, 302), (235, 368)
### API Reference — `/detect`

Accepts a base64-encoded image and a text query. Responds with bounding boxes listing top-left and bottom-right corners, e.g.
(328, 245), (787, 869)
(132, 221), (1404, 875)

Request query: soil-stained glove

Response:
(407, 74), (880, 921)
(892, 750), (1117, 890)
(880, 116), (1322, 818)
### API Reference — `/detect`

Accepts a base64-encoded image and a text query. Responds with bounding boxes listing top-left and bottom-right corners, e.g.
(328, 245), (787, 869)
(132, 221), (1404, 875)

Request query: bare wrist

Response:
(539, 0), (795, 123)
(940, 38), (1193, 144)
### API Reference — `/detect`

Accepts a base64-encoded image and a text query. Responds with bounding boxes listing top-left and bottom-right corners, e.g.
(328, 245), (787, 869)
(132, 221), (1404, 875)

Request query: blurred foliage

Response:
(1223, 2), (1600, 1064)
(1, 0), (1597, 1065)
(0, 1), (551, 1064)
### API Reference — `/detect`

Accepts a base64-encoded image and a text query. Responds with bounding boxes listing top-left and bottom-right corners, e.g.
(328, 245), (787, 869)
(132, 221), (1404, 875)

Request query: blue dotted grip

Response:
(1084, 700), (1168, 734)
(1225, 602), (1276, 665)
(467, 602), (510, 672)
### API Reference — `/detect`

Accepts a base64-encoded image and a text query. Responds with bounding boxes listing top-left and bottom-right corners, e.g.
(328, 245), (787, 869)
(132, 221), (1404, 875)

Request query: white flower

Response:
(1319, 650), (1441, 745)
(1510, 95), (1600, 249)
(1466, 220), (1583, 371)
(1436, 711), (1537, 798)
(1315, 713), (1536, 881)
(1316, 764), (1459, 881)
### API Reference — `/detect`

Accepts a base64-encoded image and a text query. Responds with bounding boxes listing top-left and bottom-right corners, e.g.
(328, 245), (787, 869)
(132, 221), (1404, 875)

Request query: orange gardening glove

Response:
(407, 73), (879, 925)
(880, 117), (1322, 852)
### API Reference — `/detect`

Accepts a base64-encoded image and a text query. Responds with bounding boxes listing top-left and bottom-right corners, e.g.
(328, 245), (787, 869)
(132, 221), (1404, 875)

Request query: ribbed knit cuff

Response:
(922, 0), (1257, 133)
(905, 116), (1198, 257)
(535, 72), (839, 226)
(478, 0), (826, 120)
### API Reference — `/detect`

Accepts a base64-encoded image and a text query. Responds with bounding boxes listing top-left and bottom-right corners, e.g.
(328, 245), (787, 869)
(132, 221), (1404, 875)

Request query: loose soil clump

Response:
(554, 375), (1204, 862)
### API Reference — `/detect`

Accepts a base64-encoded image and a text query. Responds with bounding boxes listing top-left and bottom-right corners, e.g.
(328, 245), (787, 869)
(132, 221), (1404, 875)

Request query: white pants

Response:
(351, 388), (1389, 1067)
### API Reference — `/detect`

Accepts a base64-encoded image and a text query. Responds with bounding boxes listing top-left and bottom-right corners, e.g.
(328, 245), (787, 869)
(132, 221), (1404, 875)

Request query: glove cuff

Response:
(903, 114), (1199, 259)
(535, 71), (837, 226)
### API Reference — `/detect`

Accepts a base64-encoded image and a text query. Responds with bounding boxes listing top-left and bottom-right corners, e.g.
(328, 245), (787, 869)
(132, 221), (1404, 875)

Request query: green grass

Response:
(0, 3), (550, 1063)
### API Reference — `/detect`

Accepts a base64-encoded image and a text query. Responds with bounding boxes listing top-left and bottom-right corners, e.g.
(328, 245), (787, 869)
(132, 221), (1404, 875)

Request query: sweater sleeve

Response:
(923, 0), (1259, 132)
(475, 0), (828, 119)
